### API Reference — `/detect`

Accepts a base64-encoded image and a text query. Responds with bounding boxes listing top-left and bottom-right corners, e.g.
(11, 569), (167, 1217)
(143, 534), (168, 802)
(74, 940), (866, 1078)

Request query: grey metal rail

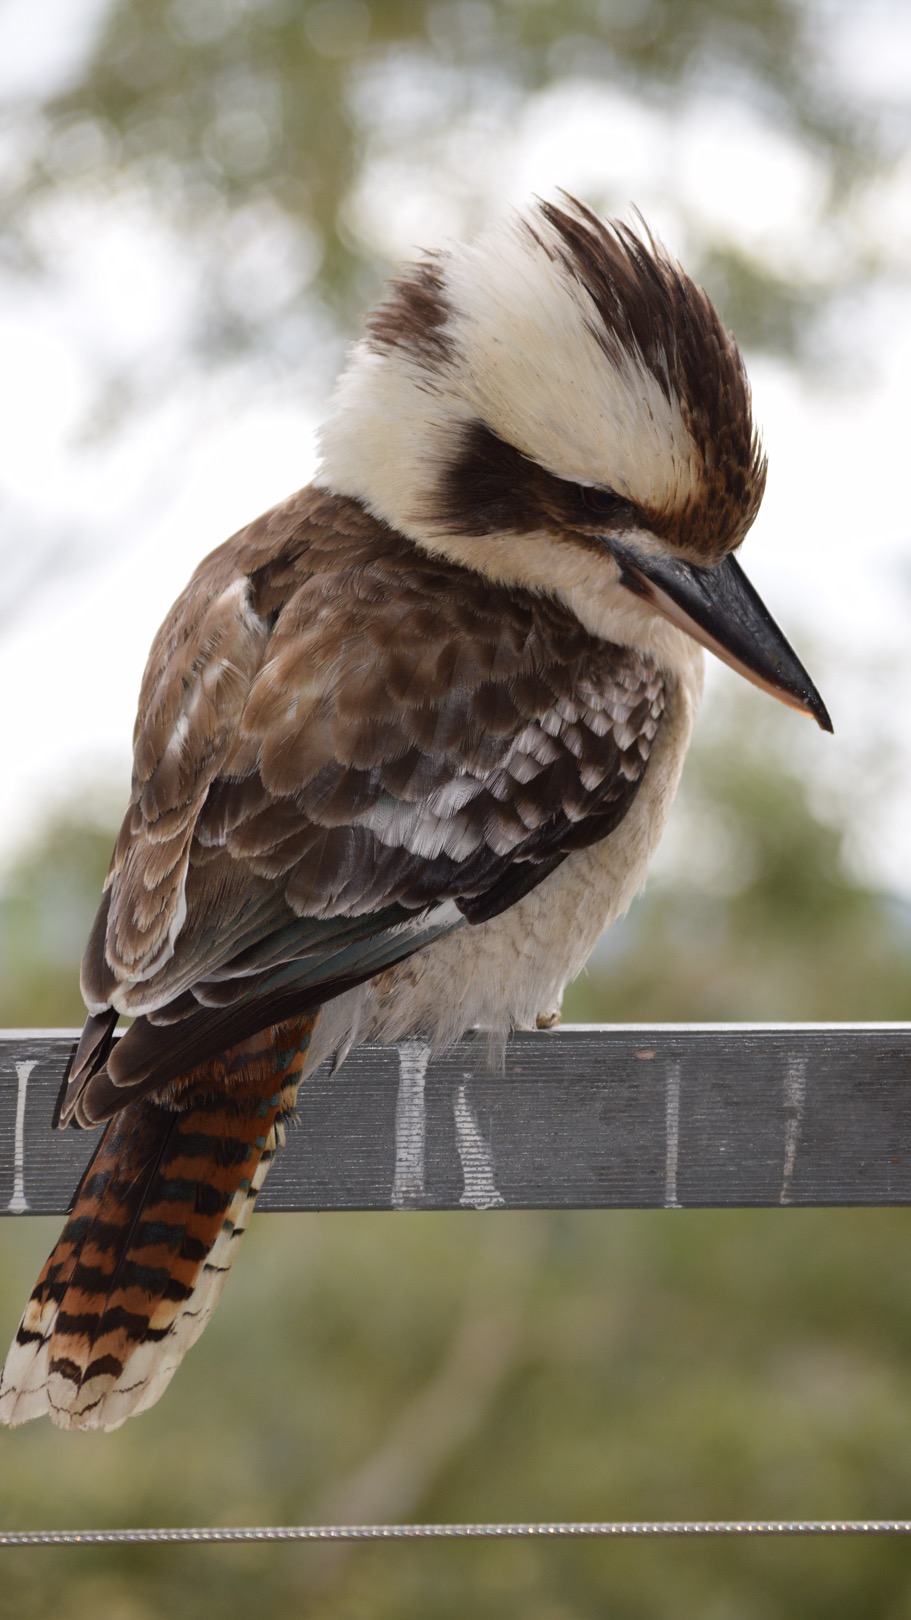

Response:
(3, 1025), (910, 1215)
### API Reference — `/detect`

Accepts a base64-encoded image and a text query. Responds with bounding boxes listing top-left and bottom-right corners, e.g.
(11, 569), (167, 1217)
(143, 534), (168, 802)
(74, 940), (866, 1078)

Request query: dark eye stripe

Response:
(434, 420), (647, 541)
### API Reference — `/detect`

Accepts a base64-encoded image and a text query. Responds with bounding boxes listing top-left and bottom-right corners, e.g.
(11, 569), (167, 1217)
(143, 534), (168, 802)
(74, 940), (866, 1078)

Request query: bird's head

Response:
(318, 195), (830, 731)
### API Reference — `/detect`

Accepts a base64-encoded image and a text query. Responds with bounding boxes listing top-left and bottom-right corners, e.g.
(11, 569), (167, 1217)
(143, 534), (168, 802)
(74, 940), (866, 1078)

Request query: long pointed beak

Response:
(610, 541), (833, 732)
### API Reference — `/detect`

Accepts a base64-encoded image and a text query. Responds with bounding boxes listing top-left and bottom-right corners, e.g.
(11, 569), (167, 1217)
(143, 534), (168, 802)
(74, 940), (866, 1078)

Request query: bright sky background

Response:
(1, 0), (910, 898)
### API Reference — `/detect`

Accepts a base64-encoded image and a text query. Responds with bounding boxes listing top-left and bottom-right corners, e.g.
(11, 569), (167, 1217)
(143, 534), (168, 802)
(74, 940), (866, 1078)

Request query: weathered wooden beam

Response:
(1, 1026), (910, 1216)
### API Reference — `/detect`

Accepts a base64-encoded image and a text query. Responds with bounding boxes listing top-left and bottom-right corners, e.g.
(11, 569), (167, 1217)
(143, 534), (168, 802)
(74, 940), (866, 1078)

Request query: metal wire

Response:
(3, 1521), (911, 1546)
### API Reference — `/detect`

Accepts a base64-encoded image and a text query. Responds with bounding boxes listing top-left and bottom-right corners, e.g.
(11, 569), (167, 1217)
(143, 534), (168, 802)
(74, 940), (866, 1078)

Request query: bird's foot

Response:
(535, 1008), (561, 1030)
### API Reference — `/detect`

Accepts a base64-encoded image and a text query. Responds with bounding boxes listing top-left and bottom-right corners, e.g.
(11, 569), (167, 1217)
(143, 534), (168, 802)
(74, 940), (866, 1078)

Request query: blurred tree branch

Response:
(1, 0), (892, 386)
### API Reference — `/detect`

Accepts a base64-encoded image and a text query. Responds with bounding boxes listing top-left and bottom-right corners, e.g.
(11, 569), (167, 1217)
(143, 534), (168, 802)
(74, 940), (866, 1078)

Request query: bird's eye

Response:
(579, 485), (626, 520)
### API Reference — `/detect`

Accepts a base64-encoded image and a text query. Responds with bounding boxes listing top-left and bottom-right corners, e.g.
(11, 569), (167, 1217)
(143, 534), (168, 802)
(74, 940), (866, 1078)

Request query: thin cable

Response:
(3, 1521), (911, 1546)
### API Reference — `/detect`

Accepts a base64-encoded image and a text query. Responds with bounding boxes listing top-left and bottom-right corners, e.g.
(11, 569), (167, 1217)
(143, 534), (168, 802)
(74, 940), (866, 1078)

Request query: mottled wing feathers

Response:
(73, 487), (665, 1120)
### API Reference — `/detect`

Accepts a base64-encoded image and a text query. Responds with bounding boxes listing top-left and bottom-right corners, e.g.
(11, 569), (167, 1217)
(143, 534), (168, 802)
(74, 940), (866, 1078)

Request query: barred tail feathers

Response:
(0, 1016), (316, 1431)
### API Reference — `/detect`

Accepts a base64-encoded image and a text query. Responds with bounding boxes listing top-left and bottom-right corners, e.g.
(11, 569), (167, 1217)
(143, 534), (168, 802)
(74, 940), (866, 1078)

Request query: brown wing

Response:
(64, 486), (665, 1123)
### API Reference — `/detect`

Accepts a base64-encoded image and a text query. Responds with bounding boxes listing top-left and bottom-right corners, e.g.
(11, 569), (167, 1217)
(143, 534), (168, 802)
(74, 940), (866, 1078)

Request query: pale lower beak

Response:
(609, 541), (833, 733)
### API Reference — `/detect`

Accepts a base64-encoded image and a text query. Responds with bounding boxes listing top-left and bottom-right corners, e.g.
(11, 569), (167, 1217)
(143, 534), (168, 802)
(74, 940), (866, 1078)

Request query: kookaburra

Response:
(0, 195), (830, 1430)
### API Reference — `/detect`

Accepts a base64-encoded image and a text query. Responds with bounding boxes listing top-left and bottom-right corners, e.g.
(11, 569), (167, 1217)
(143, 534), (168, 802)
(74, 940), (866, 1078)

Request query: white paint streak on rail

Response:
(9, 1061), (35, 1213)
(392, 1041), (430, 1208)
(664, 1059), (682, 1209)
(780, 1054), (808, 1205)
(454, 1080), (505, 1208)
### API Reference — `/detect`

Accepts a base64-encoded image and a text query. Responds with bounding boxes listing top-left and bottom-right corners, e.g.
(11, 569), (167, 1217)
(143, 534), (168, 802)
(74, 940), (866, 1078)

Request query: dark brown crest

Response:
(432, 419), (643, 544)
(364, 253), (455, 368)
(533, 197), (768, 562)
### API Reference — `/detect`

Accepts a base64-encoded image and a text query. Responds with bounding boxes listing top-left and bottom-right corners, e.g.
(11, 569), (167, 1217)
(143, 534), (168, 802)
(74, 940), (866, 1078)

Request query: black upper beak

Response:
(610, 540), (833, 733)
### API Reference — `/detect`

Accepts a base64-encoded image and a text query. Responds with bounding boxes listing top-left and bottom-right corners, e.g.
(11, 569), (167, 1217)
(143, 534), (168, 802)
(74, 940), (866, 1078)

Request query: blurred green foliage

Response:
(0, 810), (114, 1029)
(5, 1207), (911, 1618)
(1, 0), (886, 379)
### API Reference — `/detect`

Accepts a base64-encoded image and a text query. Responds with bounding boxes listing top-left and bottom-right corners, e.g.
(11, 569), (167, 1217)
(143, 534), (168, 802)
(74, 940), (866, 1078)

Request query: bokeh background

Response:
(2, 1), (911, 1614)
